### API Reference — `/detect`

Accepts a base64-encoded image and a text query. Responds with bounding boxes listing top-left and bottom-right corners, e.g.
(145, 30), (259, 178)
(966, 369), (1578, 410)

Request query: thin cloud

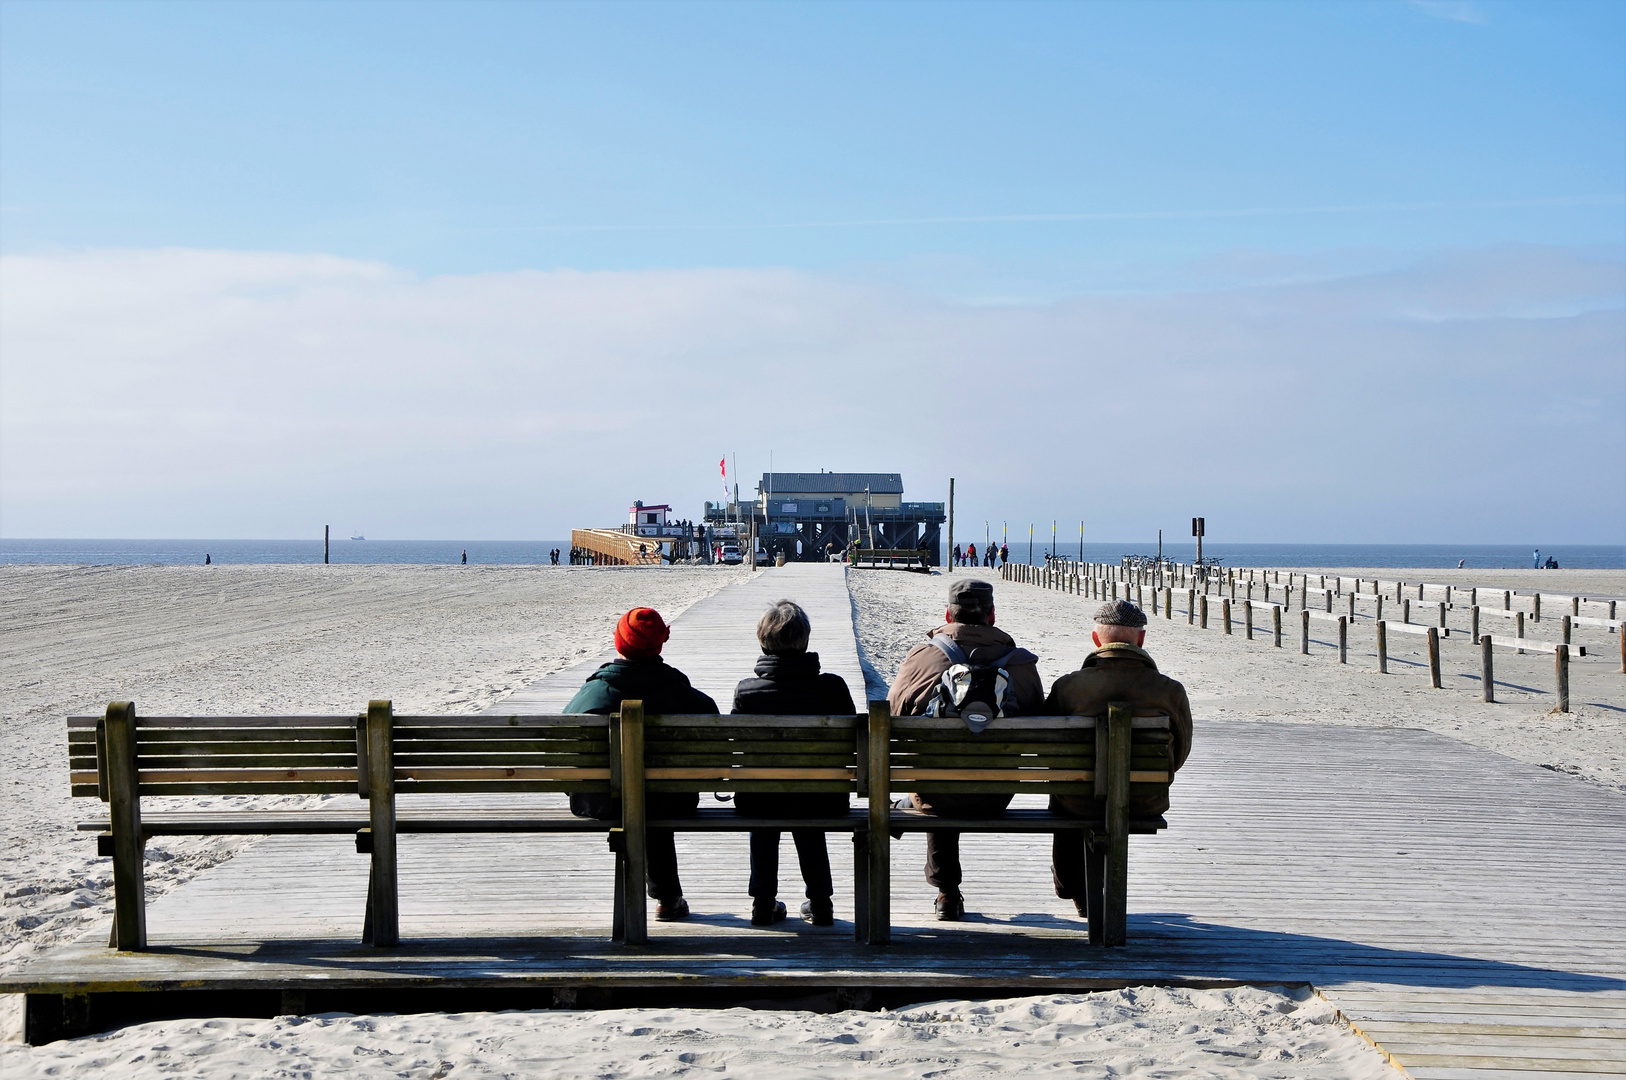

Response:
(1411, 0), (1489, 24)
(493, 194), (1621, 234)
(1, 247), (1620, 543)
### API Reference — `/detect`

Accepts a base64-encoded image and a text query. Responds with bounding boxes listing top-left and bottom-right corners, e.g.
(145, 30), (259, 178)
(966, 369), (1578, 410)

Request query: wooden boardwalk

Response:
(488, 563), (865, 713)
(9, 565), (1625, 1077)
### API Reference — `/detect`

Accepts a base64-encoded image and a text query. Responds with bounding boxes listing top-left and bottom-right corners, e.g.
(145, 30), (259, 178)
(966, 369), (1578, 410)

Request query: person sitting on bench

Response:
(1045, 599), (1193, 919)
(887, 578), (1043, 921)
(566, 607), (718, 922)
(731, 600), (856, 928)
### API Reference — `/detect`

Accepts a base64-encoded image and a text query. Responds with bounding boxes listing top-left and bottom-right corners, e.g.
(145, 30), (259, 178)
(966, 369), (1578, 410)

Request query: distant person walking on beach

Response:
(204, 554), (210, 565)
(1044, 600), (1193, 920)
(565, 608), (716, 921)
(887, 579), (1043, 921)
(731, 600), (855, 927)
(461, 549), (467, 565)
(1000, 543), (1009, 566)
(966, 543), (976, 567)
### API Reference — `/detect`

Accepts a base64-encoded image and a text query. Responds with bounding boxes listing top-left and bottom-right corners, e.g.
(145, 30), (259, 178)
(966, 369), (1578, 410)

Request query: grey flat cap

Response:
(1094, 599), (1147, 627)
(948, 578), (994, 604)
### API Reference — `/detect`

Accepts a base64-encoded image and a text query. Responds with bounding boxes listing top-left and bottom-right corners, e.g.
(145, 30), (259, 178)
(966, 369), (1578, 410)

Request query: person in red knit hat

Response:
(566, 607), (718, 921)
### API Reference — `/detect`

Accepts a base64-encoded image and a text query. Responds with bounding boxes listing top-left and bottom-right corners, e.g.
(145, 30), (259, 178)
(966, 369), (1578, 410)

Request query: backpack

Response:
(923, 635), (1028, 733)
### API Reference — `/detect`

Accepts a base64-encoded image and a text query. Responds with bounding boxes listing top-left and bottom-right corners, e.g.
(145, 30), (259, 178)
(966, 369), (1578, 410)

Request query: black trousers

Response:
(570, 792), (700, 902)
(911, 792), (1013, 891)
(734, 793), (848, 901)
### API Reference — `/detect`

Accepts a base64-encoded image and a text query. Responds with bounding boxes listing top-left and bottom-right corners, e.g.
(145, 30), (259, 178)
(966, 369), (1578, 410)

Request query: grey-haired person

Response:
(731, 600), (856, 927)
(1043, 599), (1194, 918)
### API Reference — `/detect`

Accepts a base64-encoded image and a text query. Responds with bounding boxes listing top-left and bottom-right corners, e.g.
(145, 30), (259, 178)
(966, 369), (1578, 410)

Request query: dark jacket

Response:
(887, 622), (1044, 717)
(566, 656), (718, 818)
(732, 651), (855, 818)
(1045, 642), (1193, 817)
(731, 652), (855, 717)
(564, 656), (719, 717)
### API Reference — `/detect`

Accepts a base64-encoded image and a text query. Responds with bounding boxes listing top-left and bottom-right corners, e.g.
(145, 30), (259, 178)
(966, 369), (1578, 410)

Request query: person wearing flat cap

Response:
(566, 607), (719, 922)
(887, 577), (1044, 922)
(1044, 599), (1194, 919)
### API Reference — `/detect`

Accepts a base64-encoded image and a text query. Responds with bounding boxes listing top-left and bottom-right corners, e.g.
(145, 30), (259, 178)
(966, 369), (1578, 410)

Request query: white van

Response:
(719, 543), (743, 565)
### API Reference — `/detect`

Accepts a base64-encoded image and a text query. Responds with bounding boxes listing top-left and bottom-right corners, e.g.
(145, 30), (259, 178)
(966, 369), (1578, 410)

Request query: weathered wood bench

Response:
(69, 700), (1170, 951)
(864, 702), (1172, 948)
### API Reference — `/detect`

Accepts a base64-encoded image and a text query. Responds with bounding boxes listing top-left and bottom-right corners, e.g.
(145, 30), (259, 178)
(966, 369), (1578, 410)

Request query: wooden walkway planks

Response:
(487, 564), (864, 713)
(9, 563), (1626, 1076)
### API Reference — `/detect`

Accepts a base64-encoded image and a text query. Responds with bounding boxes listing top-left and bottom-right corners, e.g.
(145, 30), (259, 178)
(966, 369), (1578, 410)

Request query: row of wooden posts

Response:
(1001, 558), (1623, 713)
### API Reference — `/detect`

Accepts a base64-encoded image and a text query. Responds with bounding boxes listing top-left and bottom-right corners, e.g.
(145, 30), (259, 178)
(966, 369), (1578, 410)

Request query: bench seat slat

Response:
(647, 715), (858, 730)
(391, 780), (612, 794)
(389, 738), (608, 754)
(139, 768), (357, 783)
(134, 754), (359, 770)
(396, 715), (608, 728)
(138, 782), (360, 795)
(393, 753), (609, 767)
(67, 715), (357, 730)
(395, 766), (610, 781)
(645, 766), (852, 780)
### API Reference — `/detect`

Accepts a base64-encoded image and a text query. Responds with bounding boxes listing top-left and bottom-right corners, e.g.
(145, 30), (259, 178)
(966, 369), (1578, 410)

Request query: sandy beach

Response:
(8, 560), (1624, 1075)
(0, 563), (742, 972)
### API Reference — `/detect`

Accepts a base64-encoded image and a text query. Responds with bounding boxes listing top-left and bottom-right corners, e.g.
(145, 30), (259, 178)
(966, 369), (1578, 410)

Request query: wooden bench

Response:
(69, 700), (1169, 951)
(850, 548), (931, 572)
(864, 702), (1171, 947)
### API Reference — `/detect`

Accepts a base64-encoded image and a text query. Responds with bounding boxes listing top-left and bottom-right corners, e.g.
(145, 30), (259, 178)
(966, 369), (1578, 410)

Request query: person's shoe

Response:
(751, 900), (788, 926)
(655, 897), (690, 921)
(800, 899), (834, 927)
(934, 891), (965, 921)
(1072, 898), (1089, 920)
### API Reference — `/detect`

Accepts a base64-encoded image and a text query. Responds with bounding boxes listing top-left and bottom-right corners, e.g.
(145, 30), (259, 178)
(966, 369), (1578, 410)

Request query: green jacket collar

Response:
(1081, 642), (1158, 670)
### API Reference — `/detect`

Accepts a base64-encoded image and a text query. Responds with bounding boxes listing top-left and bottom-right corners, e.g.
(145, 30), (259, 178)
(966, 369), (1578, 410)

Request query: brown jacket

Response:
(887, 622), (1045, 717)
(1045, 641), (1194, 780)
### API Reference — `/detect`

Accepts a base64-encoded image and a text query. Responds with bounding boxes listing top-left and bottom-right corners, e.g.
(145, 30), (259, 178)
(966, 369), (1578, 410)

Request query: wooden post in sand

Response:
(1187, 589), (1195, 625)
(1471, 605), (1481, 644)
(1481, 636), (1495, 702)
(1244, 600), (1253, 639)
(1428, 627), (1442, 689)
(1377, 621), (1388, 673)
(1556, 644), (1570, 713)
(1403, 598), (1411, 625)
(1272, 604), (1282, 648)
(1516, 611), (1525, 654)
(1338, 616), (1348, 664)
(1300, 609), (1310, 654)
(1200, 594), (1209, 629)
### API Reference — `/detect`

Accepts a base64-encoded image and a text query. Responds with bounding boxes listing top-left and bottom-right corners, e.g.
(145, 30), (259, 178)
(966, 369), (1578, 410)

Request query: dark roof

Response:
(758, 472), (905, 496)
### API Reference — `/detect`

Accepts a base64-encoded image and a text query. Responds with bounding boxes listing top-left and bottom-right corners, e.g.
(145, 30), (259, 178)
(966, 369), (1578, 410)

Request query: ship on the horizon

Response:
(350, 534), (365, 541)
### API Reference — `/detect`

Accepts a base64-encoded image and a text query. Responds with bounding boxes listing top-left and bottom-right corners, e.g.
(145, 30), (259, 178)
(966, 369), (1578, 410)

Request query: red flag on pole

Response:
(720, 458), (726, 477)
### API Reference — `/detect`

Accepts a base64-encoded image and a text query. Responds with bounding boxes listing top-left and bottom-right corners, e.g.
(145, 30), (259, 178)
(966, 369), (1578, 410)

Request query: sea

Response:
(1, 538), (1621, 569)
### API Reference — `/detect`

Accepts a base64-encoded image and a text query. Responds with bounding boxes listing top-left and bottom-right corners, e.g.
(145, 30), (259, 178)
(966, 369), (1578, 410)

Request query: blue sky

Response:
(1, 1), (1623, 542)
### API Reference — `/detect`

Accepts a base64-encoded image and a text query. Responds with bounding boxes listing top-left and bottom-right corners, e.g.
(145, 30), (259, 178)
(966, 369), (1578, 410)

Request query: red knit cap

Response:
(615, 607), (670, 659)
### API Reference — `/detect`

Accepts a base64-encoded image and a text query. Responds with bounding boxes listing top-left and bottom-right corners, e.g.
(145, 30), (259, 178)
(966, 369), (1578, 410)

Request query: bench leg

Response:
(1086, 840), (1106, 946)
(610, 832), (627, 945)
(362, 874), (374, 945)
(1103, 829), (1128, 947)
(858, 829), (871, 943)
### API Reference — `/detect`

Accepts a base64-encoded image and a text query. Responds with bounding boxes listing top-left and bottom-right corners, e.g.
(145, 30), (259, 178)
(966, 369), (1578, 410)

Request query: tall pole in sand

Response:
(1079, 520), (1083, 564)
(1028, 523), (1033, 565)
(947, 478), (955, 571)
(324, 525), (329, 565)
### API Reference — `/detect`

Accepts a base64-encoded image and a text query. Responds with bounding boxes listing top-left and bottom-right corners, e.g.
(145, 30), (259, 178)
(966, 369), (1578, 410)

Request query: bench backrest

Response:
(67, 706), (614, 802)
(642, 714), (858, 795)
(69, 703), (1169, 805)
(389, 714), (611, 795)
(888, 713), (1172, 798)
(69, 713), (362, 799)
